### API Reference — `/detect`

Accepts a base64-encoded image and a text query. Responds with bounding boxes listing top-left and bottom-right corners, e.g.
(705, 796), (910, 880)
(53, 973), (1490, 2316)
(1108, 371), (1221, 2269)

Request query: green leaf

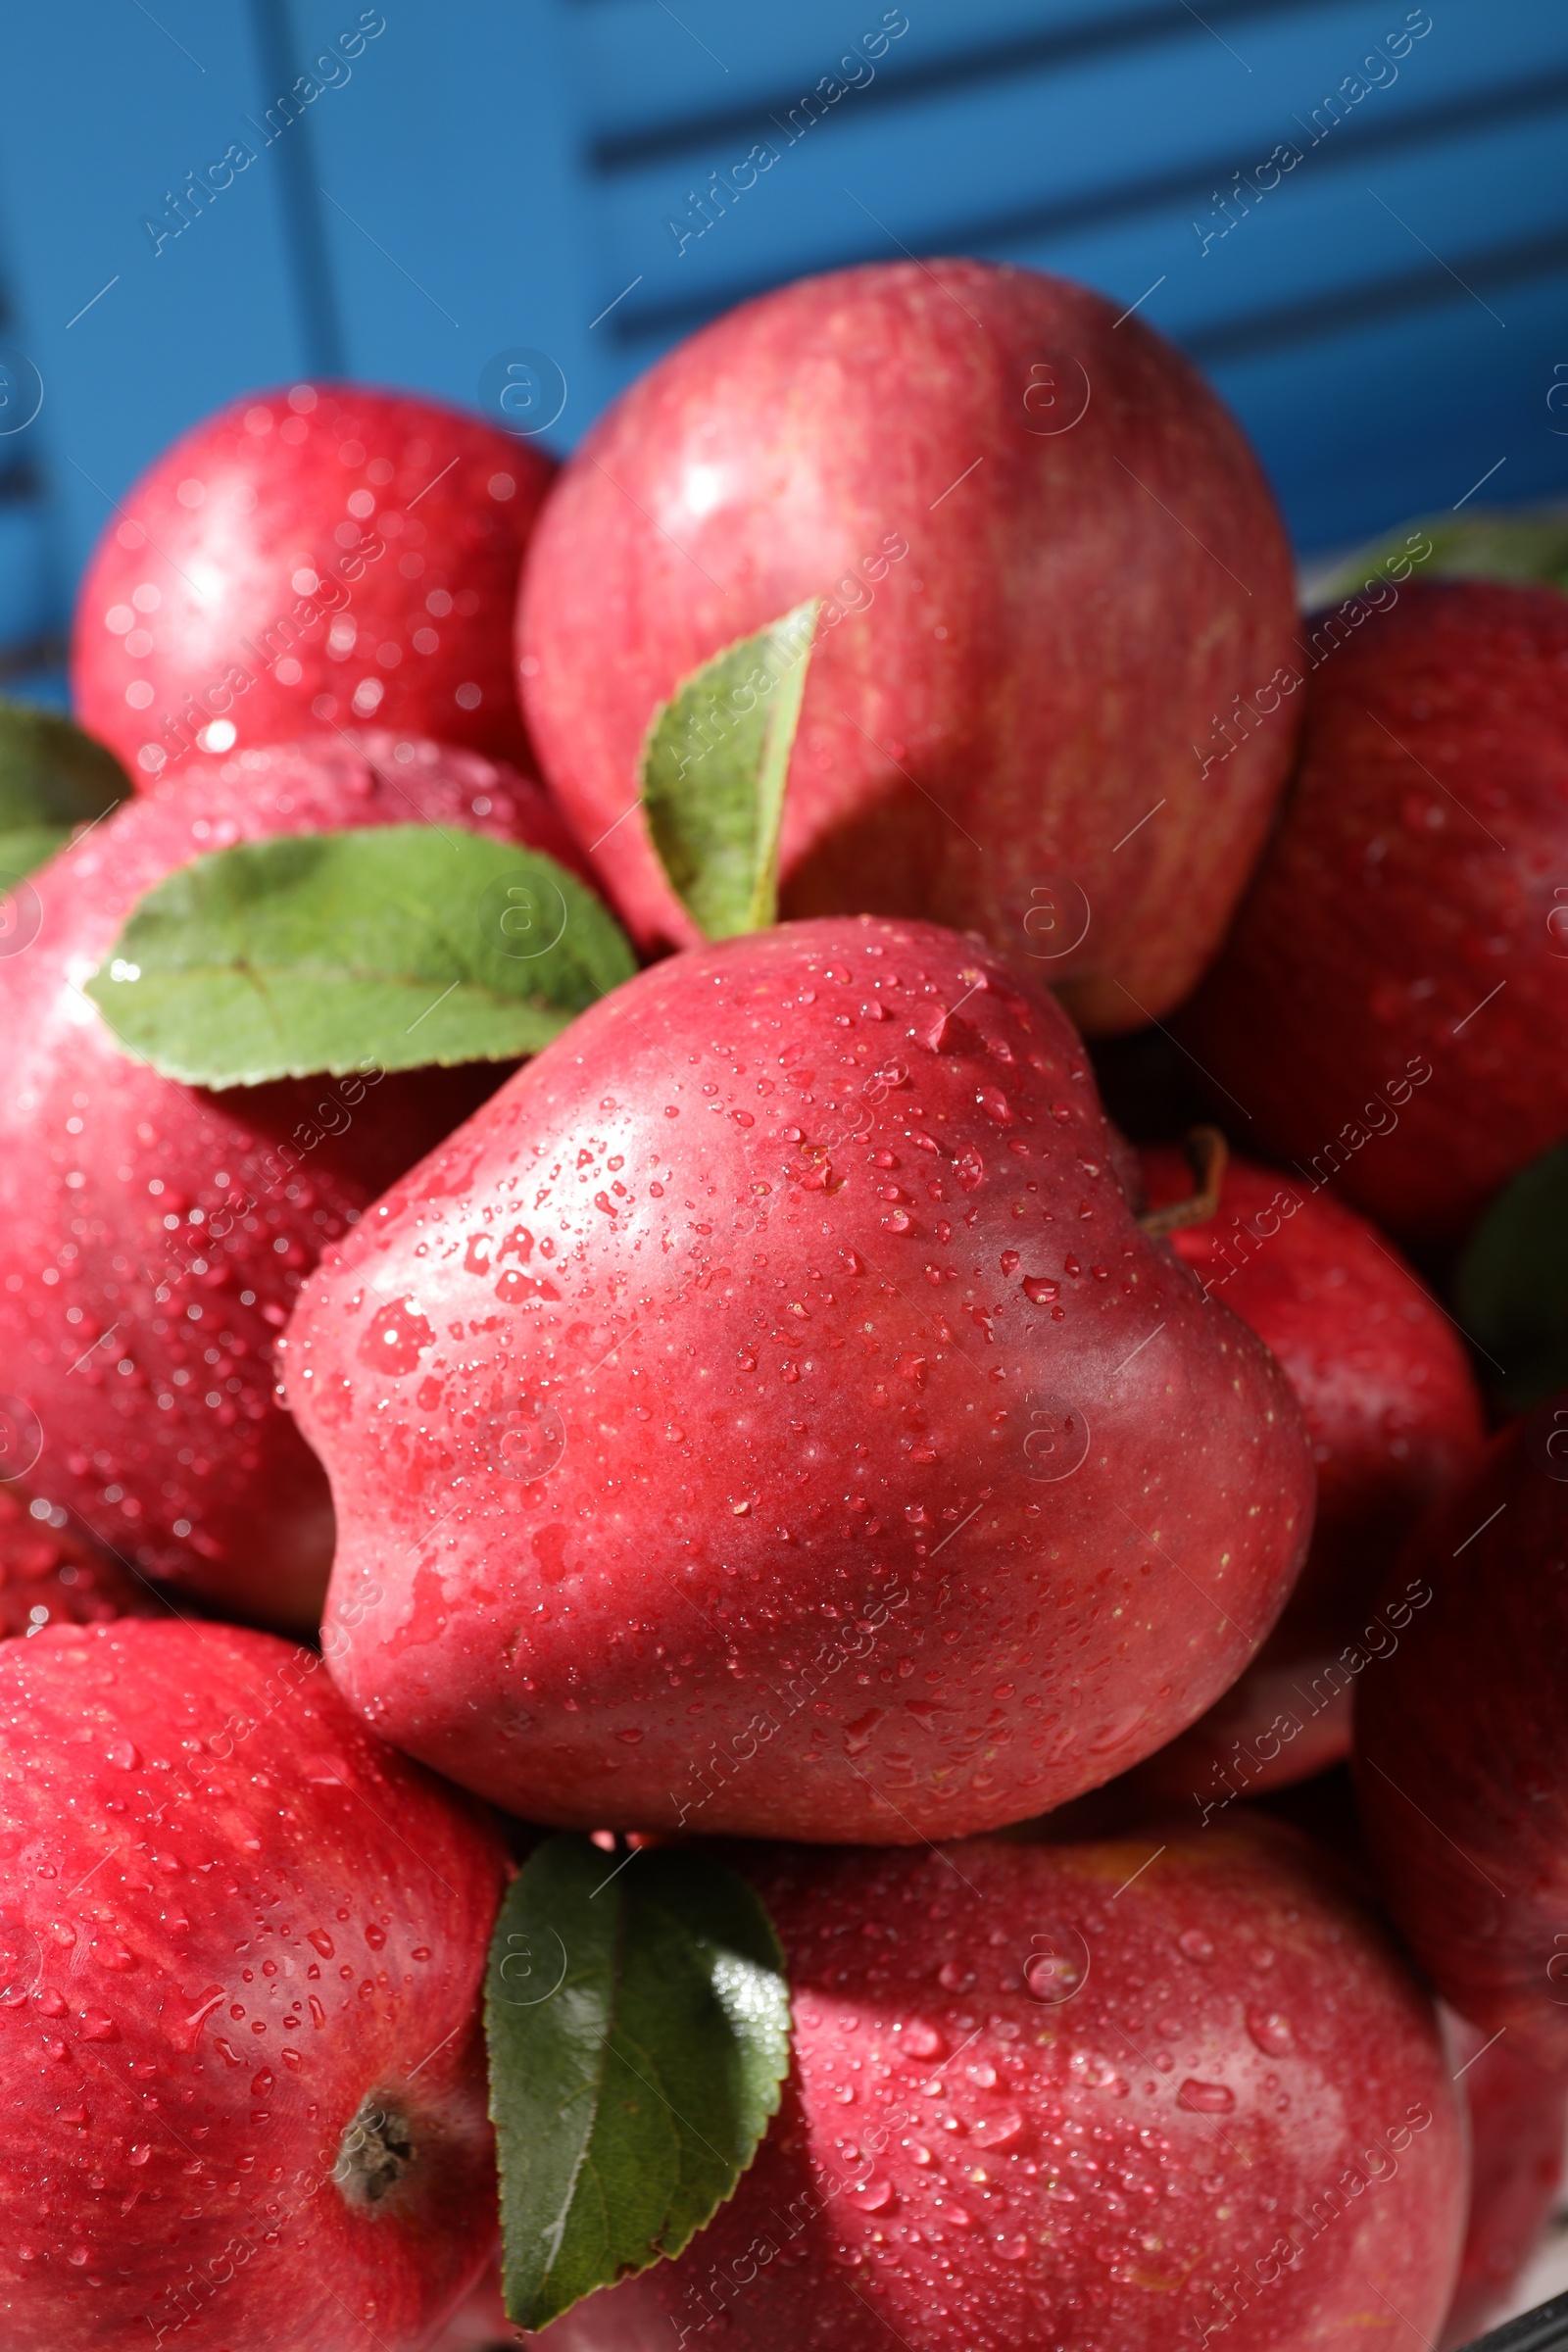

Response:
(1314, 506), (1568, 605)
(83, 825), (637, 1088)
(486, 1834), (790, 2334)
(641, 600), (819, 941)
(0, 703), (131, 882)
(1455, 1139), (1568, 1409)
(0, 825), (74, 886)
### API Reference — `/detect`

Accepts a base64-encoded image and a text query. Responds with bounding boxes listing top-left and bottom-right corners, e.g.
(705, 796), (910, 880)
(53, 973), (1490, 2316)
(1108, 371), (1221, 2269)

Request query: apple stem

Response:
(1139, 1126), (1229, 1237)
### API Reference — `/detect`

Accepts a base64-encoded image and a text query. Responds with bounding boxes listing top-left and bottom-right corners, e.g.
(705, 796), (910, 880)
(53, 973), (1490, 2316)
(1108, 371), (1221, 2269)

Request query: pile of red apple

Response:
(1, 260), (1565, 2352)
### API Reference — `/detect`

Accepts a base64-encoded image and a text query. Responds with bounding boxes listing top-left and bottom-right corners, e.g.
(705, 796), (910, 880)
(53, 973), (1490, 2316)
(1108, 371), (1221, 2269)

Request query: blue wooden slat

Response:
(569, 0), (1346, 156)
(293, 0), (619, 451)
(1214, 270), (1568, 549)
(0, 0), (319, 587)
(0, 505), (56, 651)
(587, 3), (1567, 341)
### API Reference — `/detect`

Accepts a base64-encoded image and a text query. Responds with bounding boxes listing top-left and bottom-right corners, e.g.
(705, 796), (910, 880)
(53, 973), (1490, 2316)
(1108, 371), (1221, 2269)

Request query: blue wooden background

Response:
(0, 0), (1564, 704)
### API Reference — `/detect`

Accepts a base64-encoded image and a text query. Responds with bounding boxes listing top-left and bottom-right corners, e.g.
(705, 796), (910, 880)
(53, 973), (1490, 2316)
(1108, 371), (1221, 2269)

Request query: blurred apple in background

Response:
(1182, 581), (1568, 1247)
(518, 258), (1300, 1031)
(1357, 1401), (1568, 2072)
(73, 384), (553, 783)
(1121, 1142), (1483, 1809)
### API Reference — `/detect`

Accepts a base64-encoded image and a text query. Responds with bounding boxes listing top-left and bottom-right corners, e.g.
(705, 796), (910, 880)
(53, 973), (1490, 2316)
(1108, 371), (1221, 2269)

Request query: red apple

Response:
(571, 1820), (1464, 2350)
(286, 913), (1313, 1840)
(73, 383), (553, 785)
(426, 2265), (511, 2350)
(1180, 580), (1568, 1246)
(0, 1486), (159, 1636)
(0, 729), (587, 1629)
(0, 1616), (505, 2352)
(1121, 1145), (1483, 1805)
(517, 259), (1300, 1030)
(1442, 2008), (1567, 2349)
(1355, 1404), (1568, 2071)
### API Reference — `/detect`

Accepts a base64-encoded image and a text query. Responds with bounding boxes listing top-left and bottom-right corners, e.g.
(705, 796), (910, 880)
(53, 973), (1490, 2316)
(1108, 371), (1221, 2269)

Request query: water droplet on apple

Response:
(1177, 2079), (1235, 2113)
(1245, 2007), (1295, 2056)
(356, 1298), (434, 1376)
(901, 2023), (944, 2060)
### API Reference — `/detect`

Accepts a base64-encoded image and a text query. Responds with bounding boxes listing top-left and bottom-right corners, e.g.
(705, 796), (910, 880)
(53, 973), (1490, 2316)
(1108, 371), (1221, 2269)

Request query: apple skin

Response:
(1441, 2008), (1567, 2350)
(286, 913), (1313, 1841)
(432, 2262), (662, 2350)
(565, 1822), (1464, 2352)
(72, 383), (553, 785)
(0, 1487), (161, 1637)
(0, 729), (589, 1630)
(1355, 1405), (1568, 2072)
(1180, 581), (1568, 1246)
(0, 1617), (506, 2352)
(516, 259), (1299, 1032)
(1119, 1147), (1484, 1806)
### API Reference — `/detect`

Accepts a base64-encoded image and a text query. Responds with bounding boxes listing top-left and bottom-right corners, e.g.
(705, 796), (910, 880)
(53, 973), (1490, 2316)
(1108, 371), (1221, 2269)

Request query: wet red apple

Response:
(0, 730), (587, 1628)
(1181, 581), (1568, 1246)
(73, 383), (553, 785)
(286, 913), (1313, 1840)
(569, 1820), (1465, 2351)
(517, 259), (1300, 1030)
(0, 1616), (506, 2351)
(1120, 1145), (1483, 1808)
(1442, 2008), (1567, 2348)
(1356, 1402), (1568, 2071)
(0, 1485), (159, 1636)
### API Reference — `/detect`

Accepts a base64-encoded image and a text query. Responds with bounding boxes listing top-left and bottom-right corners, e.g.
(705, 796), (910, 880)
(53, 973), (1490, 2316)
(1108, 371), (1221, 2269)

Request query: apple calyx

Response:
(335, 2092), (417, 2209)
(639, 599), (819, 942)
(1139, 1123), (1229, 1237)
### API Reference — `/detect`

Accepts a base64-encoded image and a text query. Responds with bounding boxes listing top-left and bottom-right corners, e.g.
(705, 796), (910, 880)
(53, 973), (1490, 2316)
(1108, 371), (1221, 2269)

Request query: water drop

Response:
(356, 1298), (434, 1377)
(971, 2112), (1024, 2149)
(1177, 2079), (1236, 2114)
(1178, 1929), (1214, 1961)
(1246, 2008), (1295, 2056)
